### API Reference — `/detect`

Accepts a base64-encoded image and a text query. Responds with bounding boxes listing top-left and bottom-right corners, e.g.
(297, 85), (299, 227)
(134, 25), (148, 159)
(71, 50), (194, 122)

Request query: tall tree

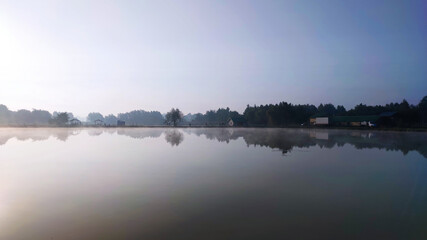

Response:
(419, 96), (427, 126)
(31, 109), (52, 125)
(87, 112), (104, 123)
(165, 108), (183, 126)
(50, 112), (69, 126)
(104, 114), (118, 125)
(336, 105), (347, 115)
(14, 110), (32, 125)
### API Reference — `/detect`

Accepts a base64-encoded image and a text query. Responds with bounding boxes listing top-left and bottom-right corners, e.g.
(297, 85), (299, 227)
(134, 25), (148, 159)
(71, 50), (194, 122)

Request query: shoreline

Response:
(0, 125), (426, 132)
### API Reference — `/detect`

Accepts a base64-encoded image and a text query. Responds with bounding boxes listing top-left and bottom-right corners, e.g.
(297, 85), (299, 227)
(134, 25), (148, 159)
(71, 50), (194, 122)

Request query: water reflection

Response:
(164, 129), (184, 146)
(0, 128), (426, 239)
(117, 128), (163, 140)
(0, 128), (81, 144)
(186, 128), (427, 158)
(0, 128), (425, 157)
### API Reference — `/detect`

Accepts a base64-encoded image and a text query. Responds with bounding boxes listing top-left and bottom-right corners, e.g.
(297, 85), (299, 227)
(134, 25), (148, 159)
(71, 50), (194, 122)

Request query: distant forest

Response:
(0, 95), (426, 128)
(188, 96), (427, 128)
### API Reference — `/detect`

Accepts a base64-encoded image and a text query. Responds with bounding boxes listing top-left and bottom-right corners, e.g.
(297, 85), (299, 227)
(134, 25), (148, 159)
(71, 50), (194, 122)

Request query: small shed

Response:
(309, 118), (316, 125)
(227, 118), (234, 127)
(309, 114), (330, 126)
(69, 118), (82, 126)
(315, 117), (329, 125)
(117, 120), (125, 126)
(94, 119), (104, 126)
(227, 117), (246, 127)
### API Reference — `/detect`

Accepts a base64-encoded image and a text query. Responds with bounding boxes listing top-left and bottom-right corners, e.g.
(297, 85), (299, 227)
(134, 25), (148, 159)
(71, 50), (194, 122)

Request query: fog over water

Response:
(0, 128), (426, 239)
(0, 128), (426, 157)
(1, 1), (425, 239)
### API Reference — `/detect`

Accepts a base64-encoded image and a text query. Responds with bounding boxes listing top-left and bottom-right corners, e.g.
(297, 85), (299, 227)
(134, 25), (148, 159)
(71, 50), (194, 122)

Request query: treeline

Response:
(186, 96), (427, 128)
(86, 110), (164, 126)
(0, 105), (166, 126)
(243, 103), (318, 126)
(0, 95), (426, 128)
(189, 108), (245, 126)
(0, 105), (74, 126)
(241, 97), (427, 127)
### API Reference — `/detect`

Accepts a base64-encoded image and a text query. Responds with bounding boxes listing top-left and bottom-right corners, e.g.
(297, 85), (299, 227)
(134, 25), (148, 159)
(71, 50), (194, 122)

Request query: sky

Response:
(0, 0), (426, 117)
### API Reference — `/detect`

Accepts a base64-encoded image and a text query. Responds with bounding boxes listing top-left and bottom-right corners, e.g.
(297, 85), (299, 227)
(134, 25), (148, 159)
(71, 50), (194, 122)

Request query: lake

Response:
(0, 128), (426, 239)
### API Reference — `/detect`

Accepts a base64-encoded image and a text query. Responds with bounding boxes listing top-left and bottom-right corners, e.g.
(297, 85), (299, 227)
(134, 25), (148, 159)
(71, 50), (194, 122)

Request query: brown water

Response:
(0, 128), (426, 239)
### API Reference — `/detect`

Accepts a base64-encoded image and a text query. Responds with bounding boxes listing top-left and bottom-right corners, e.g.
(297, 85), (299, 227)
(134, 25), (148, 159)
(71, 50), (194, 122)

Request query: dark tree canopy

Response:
(87, 112), (105, 123)
(0, 95), (425, 128)
(31, 110), (52, 125)
(191, 107), (243, 126)
(0, 106), (52, 126)
(419, 96), (427, 125)
(165, 108), (183, 126)
(118, 110), (164, 126)
(104, 114), (118, 125)
(50, 112), (70, 126)
(243, 102), (318, 126)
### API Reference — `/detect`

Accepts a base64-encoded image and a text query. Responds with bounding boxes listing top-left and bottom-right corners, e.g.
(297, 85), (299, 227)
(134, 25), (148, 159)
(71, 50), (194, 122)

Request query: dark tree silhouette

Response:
(419, 96), (427, 126)
(50, 112), (69, 126)
(336, 105), (346, 115)
(0, 95), (426, 128)
(117, 110), (164, 126)
(87, 112), (104, 123)
(14, 110), (32, 125)
(243, 102), (318, 126)
(165, 108), (183, 126)
(191, 107), (245, 126)
(31, 110), (52, 125)
(104, 114), (118, 125)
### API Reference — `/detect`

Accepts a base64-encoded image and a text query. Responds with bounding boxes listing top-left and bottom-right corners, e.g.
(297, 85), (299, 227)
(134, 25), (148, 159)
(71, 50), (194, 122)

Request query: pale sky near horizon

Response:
(0, 0), (426, 117)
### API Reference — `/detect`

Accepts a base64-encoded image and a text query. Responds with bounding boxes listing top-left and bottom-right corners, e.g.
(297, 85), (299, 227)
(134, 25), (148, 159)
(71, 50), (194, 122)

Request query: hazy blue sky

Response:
(0, 0), (426, 116)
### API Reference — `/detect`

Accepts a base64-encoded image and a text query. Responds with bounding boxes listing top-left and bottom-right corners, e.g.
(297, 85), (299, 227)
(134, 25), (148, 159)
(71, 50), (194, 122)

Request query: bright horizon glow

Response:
(0, 0), (426, 117)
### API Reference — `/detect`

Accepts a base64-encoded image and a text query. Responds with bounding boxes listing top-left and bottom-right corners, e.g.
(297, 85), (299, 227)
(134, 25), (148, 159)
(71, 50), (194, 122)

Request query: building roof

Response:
(227, 116), (246, 124)
(310, 113), (329, 118)
(332, 115), (381, 123)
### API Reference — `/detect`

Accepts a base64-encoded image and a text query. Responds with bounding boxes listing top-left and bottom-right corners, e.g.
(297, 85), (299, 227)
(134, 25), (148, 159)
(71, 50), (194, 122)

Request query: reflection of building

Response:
(311, 131), (329, 140)
(0, 128), (425, 158)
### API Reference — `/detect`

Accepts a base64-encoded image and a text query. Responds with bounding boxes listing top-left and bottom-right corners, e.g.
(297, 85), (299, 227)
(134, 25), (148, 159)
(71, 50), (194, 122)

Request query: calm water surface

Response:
(0, 128), (426, 239)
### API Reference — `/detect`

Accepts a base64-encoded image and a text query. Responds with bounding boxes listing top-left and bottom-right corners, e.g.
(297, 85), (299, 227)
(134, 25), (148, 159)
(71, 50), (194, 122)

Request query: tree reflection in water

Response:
(164, 129), (184, 146)
(0, 128), (426, 158)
